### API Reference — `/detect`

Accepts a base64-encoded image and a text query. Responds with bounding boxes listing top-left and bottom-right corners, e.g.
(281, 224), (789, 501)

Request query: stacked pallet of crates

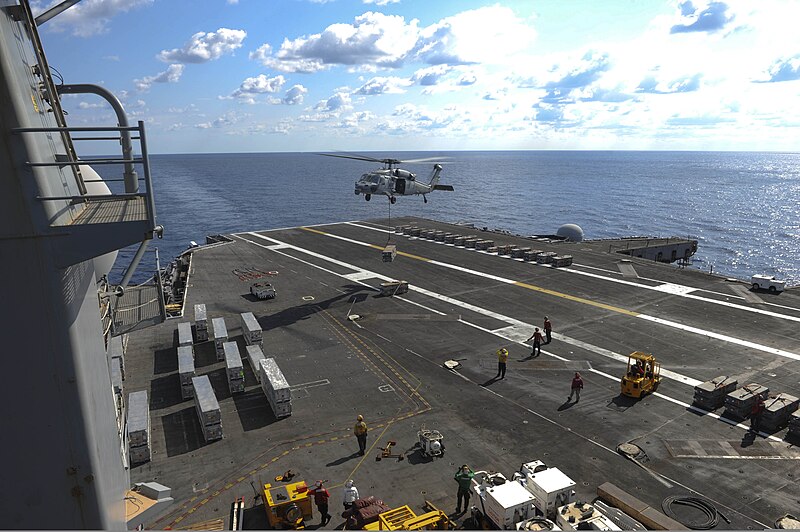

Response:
(212, 317), (228, 361)
(693, 376), (738, 410)
(760, 393), (800, 432)
(193, 375), (223, 442)
(194, 304), (208, 342)
(178, 345), (195, 400)
(240, 312), (262, 347)
(259, 358), (292, 418)
(127, 390), (151, 464)
(789, 413), (800, 440)
(224, 341), (245, 394)
(245, 345), (266, 383)
(724, 383), (769, 419)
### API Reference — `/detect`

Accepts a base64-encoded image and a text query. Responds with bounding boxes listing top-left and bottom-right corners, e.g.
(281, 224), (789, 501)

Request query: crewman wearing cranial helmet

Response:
(353, 415), (368, 456)
(495, 348), (509, 379)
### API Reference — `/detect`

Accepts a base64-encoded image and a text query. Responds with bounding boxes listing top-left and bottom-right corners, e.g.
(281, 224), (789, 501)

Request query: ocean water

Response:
(110, 151), (800, 286)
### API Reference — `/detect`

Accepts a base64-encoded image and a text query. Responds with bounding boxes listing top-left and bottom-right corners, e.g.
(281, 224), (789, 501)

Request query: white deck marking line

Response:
(640, 315), (800, 362)
(300, 226), (800, 361)
(240, 232), (700, 387)
(459, 318), (781, 441)
(232, 220), (362, 235)
(236, 232), (780, 441)
(346, 221), (393, 232)
(348, 222), (800, 321)
(234, 234), (444, 318)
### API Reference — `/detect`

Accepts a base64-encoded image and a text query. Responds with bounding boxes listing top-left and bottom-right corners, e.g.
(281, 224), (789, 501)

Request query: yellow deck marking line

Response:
(347, 221), (800, 323)
(296, 227), (800, 361)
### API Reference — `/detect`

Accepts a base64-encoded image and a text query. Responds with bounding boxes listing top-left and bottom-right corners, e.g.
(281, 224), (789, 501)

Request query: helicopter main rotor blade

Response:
(397, 156), (451, 164)
(317, 153), (385, 163)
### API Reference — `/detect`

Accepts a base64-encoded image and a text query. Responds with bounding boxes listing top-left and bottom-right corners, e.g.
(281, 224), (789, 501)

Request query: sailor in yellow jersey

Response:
(353, 415), (368, 456)
(495, 348), (509, 379)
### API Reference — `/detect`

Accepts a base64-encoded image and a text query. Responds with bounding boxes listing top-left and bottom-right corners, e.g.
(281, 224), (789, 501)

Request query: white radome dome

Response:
(556, 224), (584, 242)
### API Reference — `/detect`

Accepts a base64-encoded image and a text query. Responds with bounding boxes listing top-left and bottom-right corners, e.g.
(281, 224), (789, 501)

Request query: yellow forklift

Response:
(363, 501), (453, 530)
(620, 352), (661, 398)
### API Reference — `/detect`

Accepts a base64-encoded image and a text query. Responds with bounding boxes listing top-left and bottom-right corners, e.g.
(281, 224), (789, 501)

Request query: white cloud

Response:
(251, 12), (420, 72)
(78, 101), (105, 109)
(354, 76), (412, 95)
(315, 91), (352, 112)
(134, 64), (184, 91)
(158, 28), (246, 64)
(225, 74), (286, 103)
(283, 85), (308, 105)
(363, 0), (400, 5)
(31, 0), (152, 37)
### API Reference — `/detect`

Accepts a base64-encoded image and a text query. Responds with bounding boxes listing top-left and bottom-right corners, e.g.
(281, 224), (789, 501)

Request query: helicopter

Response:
(320, 153), (453, 204)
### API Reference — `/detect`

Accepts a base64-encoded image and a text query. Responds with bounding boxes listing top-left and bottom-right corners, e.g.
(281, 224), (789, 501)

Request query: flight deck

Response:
(124, 216), (800, 530)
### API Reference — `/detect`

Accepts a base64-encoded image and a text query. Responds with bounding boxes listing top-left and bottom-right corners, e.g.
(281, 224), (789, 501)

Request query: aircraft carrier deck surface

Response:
(125, 216), (800, 530)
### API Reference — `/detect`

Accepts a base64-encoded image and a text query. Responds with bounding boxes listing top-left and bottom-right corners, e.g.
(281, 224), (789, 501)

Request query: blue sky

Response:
(33, 0), (800, 153)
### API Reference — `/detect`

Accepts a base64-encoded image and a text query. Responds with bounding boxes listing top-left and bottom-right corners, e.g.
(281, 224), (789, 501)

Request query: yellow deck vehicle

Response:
(263, 481), (314, 529)
(620, 352), (661, 398)
(363, 501), (452, 530)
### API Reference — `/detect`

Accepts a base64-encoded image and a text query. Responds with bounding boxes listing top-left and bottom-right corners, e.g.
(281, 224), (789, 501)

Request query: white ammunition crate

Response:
(259, 358), (291, 403)
(178, 346), (196, 399)
(212, 317), (228, 360)
(129, 444), (151, 464)
(109, 334), (126, 380)
(127, 390), (150, 449)
(224, 341), (245, 394)
(240, 312), (262, 346)
(246, 345), (267, 382)
(177, 322), (193, 347)
(193, 375), (221, 427)
(194, 304), (207, 330)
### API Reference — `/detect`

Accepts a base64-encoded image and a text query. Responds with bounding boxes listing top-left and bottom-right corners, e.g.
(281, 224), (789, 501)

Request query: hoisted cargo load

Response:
(246, 345), (267, 383)
(240, 312), (262, 346)
(382, 244), (397, 263)
(192, 375), (223, 442)
(177, 346), (195, 400)
(127, 390), (151, 464)
(194, 304), (208, 342)
(212, 317), (228, 361)
(177, 321), (193, 347)
(224, 341), (245, 394)
(259, 358), (292, 418)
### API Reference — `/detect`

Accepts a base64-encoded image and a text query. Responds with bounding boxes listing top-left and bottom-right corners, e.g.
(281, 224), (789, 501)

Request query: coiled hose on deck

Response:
(661, 495), (729, 530)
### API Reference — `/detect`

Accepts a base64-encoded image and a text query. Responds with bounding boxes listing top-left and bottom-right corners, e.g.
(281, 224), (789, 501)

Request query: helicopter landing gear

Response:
(423, 194), (428, 204)
(389, 196), (396, 204)
(365, 194), (371, 201)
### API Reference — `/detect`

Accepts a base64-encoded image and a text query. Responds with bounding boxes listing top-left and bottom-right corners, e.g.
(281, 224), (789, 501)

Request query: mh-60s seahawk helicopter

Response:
(320, 153), (453, 204)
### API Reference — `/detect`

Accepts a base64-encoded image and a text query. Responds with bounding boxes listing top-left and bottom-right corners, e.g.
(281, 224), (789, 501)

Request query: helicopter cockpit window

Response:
(369, 174), (382, 184)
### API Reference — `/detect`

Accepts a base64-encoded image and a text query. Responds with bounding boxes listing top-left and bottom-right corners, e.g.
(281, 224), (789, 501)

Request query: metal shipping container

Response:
(109, 334), (125, 380)
(129, 445), (151, 464)
(178, 346), (196, 399)
(212, 317), (228, 360)
(192, 375), (222, 427)
(127, 390), (150, 449)
(245, 345), (267, 383)
(177, 322), (193, 347)
(224, 341), (245, 394)
(194, 304), (208, 341)
(259, 357), (291, 402)
(240, 312), (262, 346)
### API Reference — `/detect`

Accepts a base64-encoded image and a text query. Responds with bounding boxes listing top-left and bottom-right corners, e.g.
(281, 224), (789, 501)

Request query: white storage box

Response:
(224, 341), (245, 394)
(521, 465), (576, 519)
(259, 358), (291, 403)
(129, 444), (151, 464)
(212, 317), (228, 360)
(246, 345), (267, 382)
(195, 303), (208, 341)
(240, 312), (262, 346)
(472, 474), (536, 529)
(127, 390), (150, 448)
(178, 346), (195, 399)
(177, 322), (193, 347)
(192, 375), (221, 427)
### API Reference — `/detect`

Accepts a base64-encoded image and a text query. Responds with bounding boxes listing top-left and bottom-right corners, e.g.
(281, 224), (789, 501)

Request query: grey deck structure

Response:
(124, 216), (800, 530)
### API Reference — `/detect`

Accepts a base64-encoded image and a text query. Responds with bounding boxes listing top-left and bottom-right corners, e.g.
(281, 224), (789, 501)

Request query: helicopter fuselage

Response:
(355, 164), (445, 203)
